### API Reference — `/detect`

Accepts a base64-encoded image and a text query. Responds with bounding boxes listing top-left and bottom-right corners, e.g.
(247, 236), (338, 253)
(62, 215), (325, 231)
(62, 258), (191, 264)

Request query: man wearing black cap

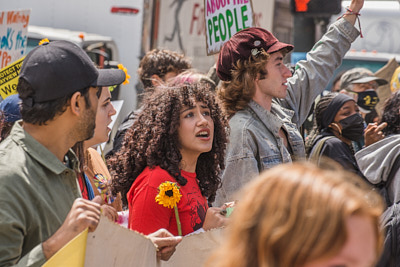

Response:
(0, 40), (127, 266)
(214, 0), (366, 206)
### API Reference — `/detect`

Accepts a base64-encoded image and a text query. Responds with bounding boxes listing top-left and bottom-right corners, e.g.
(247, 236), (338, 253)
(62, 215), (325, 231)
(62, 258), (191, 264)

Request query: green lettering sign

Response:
(241, 5), (248, 29)
(212, 16), (220, 43)
(218, 13), (227, 41)
(208, 19), (213, 45)
(226, 9), (233, 39)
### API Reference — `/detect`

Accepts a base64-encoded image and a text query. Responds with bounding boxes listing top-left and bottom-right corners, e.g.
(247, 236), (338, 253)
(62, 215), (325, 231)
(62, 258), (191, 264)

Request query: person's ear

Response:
(151, 74), (164, 86)
(69, 91), (83, 116)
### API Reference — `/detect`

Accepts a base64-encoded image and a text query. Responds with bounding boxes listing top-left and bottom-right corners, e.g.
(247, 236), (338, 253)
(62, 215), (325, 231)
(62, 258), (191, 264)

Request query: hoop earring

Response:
(329, 123), (342, 136)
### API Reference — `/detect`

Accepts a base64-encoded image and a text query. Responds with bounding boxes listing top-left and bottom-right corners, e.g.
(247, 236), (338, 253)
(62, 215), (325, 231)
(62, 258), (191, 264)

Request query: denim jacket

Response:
(215, 18), (360, 206)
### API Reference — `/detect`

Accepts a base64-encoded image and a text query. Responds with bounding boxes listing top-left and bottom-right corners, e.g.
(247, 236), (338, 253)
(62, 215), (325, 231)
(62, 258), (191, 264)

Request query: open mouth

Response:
(196, 130), (210, 138)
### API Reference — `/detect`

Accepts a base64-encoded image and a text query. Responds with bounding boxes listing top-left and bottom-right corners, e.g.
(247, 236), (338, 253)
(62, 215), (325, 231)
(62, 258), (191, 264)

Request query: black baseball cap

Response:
(19, 40), (126, 103)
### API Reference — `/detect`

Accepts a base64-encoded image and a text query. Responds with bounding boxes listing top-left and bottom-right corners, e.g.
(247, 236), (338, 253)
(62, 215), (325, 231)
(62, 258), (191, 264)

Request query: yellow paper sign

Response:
(43, 228), (88, 267)
(0, 56), (24, 99)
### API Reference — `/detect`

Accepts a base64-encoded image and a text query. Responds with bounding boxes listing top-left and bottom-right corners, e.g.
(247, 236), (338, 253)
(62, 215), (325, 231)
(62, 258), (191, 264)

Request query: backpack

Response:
(308, 136), (334, 163)
(375, 154), (400, 267)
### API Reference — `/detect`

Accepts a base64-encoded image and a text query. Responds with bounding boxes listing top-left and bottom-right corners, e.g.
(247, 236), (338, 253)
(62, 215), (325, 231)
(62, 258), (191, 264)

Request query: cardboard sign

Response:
(85, 216), (224, 267)
(0, 56), (24, 99)
(0, 9), (30, 69)
(204, 0), (254, 55)
(43, 229), (88, 267)
(375, 58), (399, 117)
(45, 215), (224, 267)
(160, 228), (224, 267)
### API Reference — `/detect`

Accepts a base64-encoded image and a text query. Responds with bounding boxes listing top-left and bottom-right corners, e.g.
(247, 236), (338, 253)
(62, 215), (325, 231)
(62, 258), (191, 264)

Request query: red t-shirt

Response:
(127, 166), (208, 236)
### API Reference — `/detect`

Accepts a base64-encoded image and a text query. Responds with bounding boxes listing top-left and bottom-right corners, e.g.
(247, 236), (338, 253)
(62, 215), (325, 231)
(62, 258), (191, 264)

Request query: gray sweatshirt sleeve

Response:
(280, 17), (360, 127)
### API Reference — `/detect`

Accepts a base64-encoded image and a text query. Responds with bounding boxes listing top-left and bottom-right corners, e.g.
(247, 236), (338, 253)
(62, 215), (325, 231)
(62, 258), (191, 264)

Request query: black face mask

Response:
(339, 113), (364, 141)
(357, 89), (379, 111)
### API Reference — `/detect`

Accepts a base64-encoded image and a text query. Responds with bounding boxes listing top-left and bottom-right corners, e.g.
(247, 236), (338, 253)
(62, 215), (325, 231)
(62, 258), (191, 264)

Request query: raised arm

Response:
(280, 0), (364, 127)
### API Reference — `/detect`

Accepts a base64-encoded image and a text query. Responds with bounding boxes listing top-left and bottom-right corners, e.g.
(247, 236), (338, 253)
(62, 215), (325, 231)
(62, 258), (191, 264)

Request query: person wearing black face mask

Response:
(339, 67), (388, 114)
(339, 67), (388, 151)
(306, 93), (368, 178)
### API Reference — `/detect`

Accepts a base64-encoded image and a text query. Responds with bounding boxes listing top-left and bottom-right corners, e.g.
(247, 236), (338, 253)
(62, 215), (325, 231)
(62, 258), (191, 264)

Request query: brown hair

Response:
(381, 90), (400, 136)
(207, 161), (384, 267)
(138, 49), (191, 89)
(0, 112), (13, 142)
(217, 52), (269, 118)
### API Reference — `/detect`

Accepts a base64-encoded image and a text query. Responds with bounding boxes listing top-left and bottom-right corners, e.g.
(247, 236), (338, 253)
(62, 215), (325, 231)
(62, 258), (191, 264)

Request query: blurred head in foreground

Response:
(208, 161), (384, 267)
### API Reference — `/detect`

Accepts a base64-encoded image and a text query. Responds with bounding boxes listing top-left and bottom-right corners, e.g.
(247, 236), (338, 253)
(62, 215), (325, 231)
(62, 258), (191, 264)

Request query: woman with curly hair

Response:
(207, 161), (384, 267)
(108, 81), (229, 236)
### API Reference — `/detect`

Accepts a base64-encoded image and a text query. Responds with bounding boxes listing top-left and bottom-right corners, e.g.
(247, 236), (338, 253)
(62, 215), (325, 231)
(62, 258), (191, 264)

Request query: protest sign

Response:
(204, 0), (254, 55)
(156, 0), (272, 72)
(375, 58), (399, 117)
(44, 215), (224, 267)
(85, 216), (223, 267)
(43, 229), (88, 267)
(0, 9), (30, 69)
(0, 56), (24, 99)
(160, 228), (224, 267)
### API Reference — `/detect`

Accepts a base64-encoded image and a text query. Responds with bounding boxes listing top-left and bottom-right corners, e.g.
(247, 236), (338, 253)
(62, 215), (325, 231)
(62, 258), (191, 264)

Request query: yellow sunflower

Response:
(118, 63), (131, 85)
(155, 181), (182, 209)
(38, 38), (50, 46)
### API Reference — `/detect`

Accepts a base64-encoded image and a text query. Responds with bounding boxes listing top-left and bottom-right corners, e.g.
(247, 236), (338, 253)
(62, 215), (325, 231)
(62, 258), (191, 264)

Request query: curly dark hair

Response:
(0, 111), (7, 142)
(17, 77), (92, 125)
(0, 119), (13, 142)
(138, 49), (191, 89)
(381, 91), (400, 136)
(108, 82), (228, 205)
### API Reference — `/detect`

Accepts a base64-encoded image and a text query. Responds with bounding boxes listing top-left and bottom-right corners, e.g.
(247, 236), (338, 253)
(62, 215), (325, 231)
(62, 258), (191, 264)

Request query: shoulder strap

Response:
(309, 136), (335, 162)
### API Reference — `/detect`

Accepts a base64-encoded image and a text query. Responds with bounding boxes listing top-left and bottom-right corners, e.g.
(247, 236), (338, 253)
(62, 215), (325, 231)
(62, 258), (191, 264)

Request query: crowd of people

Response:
(2, 0), (400, 265)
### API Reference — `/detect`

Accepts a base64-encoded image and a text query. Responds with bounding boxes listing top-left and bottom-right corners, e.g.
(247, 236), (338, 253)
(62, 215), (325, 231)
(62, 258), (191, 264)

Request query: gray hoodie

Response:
(355, 134), (400, 204)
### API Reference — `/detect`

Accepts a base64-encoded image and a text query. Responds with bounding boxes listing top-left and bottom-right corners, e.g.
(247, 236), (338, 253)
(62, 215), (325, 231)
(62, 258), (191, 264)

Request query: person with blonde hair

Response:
(208, 161), (384, 267)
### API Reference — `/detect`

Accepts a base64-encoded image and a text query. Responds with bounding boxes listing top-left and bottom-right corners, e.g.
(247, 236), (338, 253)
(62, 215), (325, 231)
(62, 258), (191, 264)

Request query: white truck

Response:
(332, 0), (400, 73)
(26, 25), (122, 99)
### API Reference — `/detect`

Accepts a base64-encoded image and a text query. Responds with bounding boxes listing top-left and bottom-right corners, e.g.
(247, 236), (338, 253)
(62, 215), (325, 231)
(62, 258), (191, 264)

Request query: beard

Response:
(75, 107), (96, 142)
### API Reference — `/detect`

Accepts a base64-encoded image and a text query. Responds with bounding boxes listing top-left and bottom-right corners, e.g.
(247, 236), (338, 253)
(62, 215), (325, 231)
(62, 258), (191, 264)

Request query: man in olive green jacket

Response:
(0, 40), (126, 266)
